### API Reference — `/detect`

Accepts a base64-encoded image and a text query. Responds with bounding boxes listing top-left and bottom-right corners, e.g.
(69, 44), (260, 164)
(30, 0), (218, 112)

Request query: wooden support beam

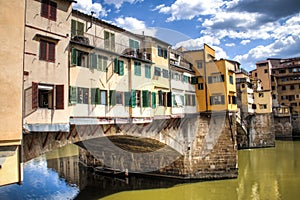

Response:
(28, 135), (35, 152)
(67, 125), (75, 140)
(42, 132), (50, 148)
(104, 124), (113, 134)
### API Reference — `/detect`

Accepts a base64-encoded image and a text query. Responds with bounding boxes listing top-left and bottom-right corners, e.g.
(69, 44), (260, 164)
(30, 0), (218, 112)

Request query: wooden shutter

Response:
(41, 0), (48, 18)
(56, 85), (64, 109)
(167, 92), (172, 107)
(77, 21), (84, 36)
(32, 82), (38, 110)
(210, 96), (214, 105)
(114, 59), (119, 74)
(124, 92), (131, 106)
(152, 92), (156, 108)
(90, 53), (98, 69)
(49, 1), (57, 21)
(163, 49), (168, 59)
(119, 60), (124, 76)
(191, 76), (198, 84)
(71, 20), (76, 37)
(48, 42), (55, 62)
(69, 86), (77, 104)
(71, 48), (77, 66)
(131, 90), (136, 108)
(221, 95), (225, 104)
(109, 90), (116, 106)
(142, 90), (149, 107)
(91, 88), (96, 104)
(39, 40), (47, 60)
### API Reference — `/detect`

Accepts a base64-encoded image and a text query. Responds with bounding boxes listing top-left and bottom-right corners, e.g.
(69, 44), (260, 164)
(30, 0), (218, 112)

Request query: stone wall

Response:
(274, 117), (293, 140)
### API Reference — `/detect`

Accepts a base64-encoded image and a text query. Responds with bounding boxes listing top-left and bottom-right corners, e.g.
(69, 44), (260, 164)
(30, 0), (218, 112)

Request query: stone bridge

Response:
(23, 112), (238, 179)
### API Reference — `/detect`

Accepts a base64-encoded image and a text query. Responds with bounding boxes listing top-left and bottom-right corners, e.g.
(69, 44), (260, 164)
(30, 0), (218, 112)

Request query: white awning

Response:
(38, 85), (53, 90)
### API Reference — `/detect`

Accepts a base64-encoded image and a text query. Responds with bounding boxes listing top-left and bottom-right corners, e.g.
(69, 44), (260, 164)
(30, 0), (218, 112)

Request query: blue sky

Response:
(74, 0), (300, 71)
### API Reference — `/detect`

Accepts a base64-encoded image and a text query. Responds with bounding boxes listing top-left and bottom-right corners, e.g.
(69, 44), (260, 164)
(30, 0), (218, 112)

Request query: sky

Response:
(73, 0), (300, 71)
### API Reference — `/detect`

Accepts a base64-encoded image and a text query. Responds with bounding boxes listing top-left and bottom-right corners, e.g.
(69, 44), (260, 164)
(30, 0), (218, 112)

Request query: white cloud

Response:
(240, 40), (251, 45)
(114, 17), (146, 30)
(104, 0), (143, 9)
(73, 0), (109, 18)
(155, 0), (223, 22)
(175, 35), (221, 50)
(225, 43), (235, 47)
(152, 4), (165, 11)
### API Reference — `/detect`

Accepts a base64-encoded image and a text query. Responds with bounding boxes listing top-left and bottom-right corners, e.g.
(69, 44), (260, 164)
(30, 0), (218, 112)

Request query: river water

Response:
(0, 141), (299, 199)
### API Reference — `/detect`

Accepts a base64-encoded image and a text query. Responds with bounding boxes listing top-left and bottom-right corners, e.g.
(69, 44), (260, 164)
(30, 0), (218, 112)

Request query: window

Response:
(33, 83), (64, 110)
(228, 95), (231, 104)
(40, 40), (55, 62)
(198, 83), (204, 90)
(172, 72), (180, 81)
(154, 67), (161, 76)
(145, 65), (151, 78)
(208, 75), (224, 83)
(293, 68), (297, 72)
(116, 92), (123, 105)
(41, 0), (57, 21)
(136, 90), (141, 107)
(71, 20), (84, 37)
(71, 48), (88, 67)
(158, 90), (166, 106)
(162, 69), (169, 78)
(196, 60), (202, 69)
(185, 94), (196, 106)
(134, 61), (141, 76)
(241, 84), (245, 88)
(114, 59), (124, 75)
(129, 39), (139, 50)
(91, 88), (107, 105)
(229, 75), (234, 84)
(272, 86), (275, 90)
(272, 94), (276, 99)
(255, 73), (257, 77)
(232, 96), (237, 104)
(77, 87), (89, 104)
(152, 92), (156, 108)
(142, 90), (150, 107)
(279, 69), (286, 74)
(289, 68), (293, 73)
(157, 46), (168, 59)
(259, 104), (267, 109)
(290, 85), (295, 90)
(282, 85), (286, 90)
(210, 95), (225, 105)
(38, 84), (53, 109)
(259, 93), (264, 98)
(182, 75), (189, 83)
(264, 69), (268, 73)
(104, 31), (115, 51)
(98, 55), (108, 71)
(191, 76), (198, 84)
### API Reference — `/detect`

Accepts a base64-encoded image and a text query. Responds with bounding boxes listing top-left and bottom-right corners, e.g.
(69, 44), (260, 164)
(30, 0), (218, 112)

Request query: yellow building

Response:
(0, 0), (25, 186)
(183, 44), (238, 112)
(140, 36), (171, 119)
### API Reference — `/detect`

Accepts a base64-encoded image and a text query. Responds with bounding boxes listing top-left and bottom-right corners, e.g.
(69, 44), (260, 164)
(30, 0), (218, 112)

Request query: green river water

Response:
(0, 141), (299, 199)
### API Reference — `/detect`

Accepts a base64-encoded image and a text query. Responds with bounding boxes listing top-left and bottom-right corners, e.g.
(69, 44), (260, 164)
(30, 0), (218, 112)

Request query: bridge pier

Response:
(79, 112), (238, 180)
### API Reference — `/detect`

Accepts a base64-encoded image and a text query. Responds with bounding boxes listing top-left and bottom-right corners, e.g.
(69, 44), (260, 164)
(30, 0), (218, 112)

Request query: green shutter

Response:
(124, 92), (131, 106)
(109, 90), (116, 106)
(142, 90), (149, 107)
(77, 21), (84, 36)
(90, 54), (98, 69)
(163, 49), (168, 59)
(129, 39), (135, 49)
(71, 20), (76, 37)
(131, 90), (136, 108)
(114, 58), (119, 74)
(191, 76), (198, 84)
(96, 88), (101, 104)
(145, 65), (151, 78)
(152, 92), (156, 108)
(119, 60), (124, 76)
(181, 95), (185, 106)
(71, 48), (77, 66)
(134, 62), (141, 76)
(91, 88), (96, 104)
(69, 86), (77, 104)
(167, 92), (172, 107)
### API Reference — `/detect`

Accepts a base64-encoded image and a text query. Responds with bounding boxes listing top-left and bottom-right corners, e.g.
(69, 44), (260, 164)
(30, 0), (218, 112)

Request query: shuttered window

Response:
(41, 0), (57, 21)
(114, 58), (124, 76)
(129, 39), (139, 50)
(142, 90), (150, 107)
(145, 65), (151, 78)
(134, 61), (141, 76)
(71, 20), (84, 37)
(69, 86), (77, 104)
(32, 82), (38, 110)
(191, 76), (198, 84)
(109, 90), (116, 106)
(91, 88), (101, 104)
(40, 40), (55, 62)
(90, 54), (98, 69)
(152, 92), (156, 108)
(55, 85), (64, 109)
(167, 92), (172, 107)
(124, 92), (131, 107)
